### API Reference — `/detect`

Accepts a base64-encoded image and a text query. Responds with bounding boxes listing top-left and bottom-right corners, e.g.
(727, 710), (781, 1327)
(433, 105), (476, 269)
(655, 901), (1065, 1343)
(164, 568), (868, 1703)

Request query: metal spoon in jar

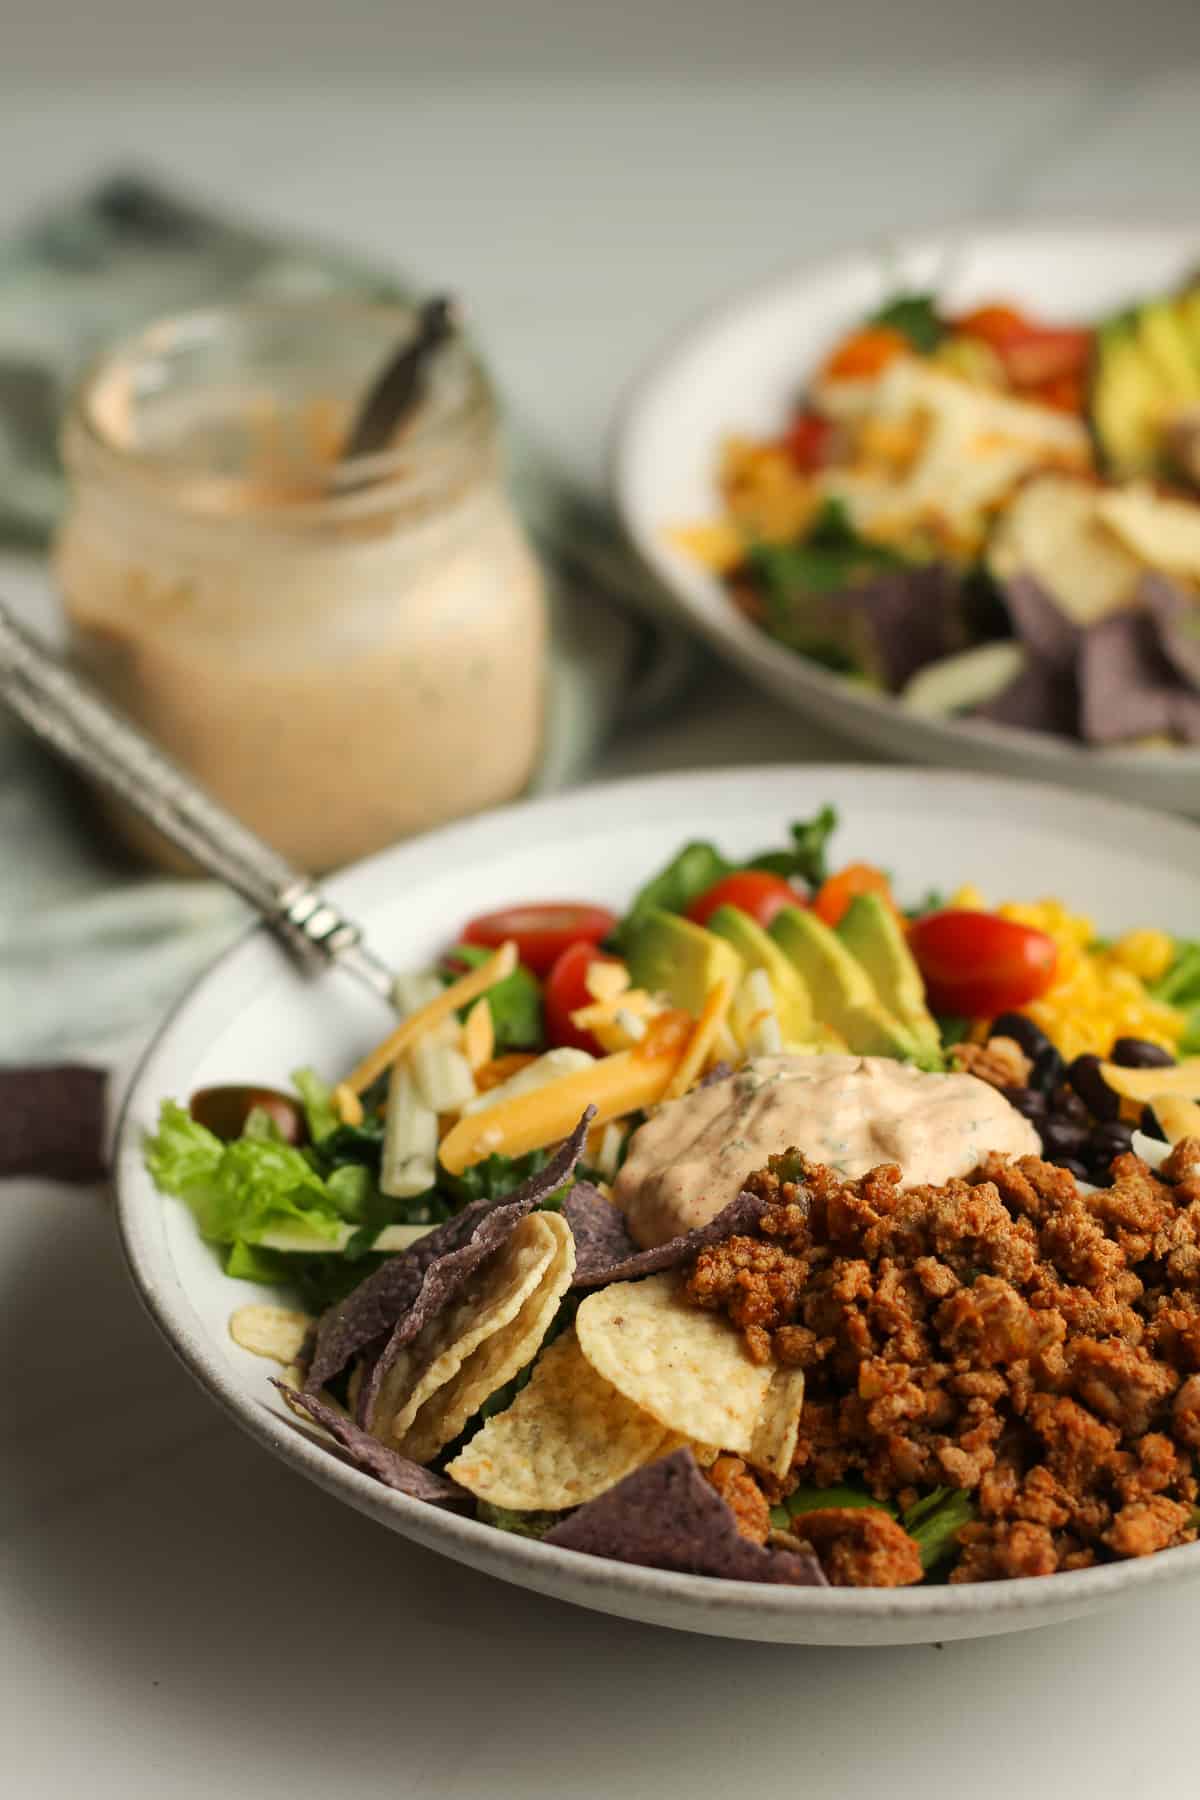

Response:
(339, 294), (460, 463)
(0, 600), (400, 1006)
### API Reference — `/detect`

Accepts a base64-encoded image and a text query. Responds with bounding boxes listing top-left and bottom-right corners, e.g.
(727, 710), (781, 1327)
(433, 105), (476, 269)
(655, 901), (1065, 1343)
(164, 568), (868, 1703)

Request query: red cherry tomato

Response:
(811, 863), (896, 929)
(906, 909), (1058, 1018)
(543, 940), (620, 1054)
(783, 411), (833, 473)
(953, 306), (1091, 392)
(1031, 372), (1086, 414)
(461, 902), (617, 975)
(687, 870), (800, 930)
(953, 304), (1037, 350)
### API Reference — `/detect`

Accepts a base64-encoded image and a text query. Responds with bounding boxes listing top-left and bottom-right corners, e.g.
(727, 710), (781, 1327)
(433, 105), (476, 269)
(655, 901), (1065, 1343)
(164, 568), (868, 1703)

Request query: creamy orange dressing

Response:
(613, 1055), (1040, 1250)
(55, 304), (546, 873)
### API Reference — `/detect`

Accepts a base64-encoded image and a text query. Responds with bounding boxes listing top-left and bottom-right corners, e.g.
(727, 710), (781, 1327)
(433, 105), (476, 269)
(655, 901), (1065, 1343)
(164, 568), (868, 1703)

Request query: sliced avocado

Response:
(705, 904), (816, 1046)
(1140, 300), (1200, 400)
(837, 893), (943, 1069)
(1092, 316), (1168, 479)
(623, 906), (743, 1016)
(1089, 301), (1200, 481)
(769, 905), (919, 1060)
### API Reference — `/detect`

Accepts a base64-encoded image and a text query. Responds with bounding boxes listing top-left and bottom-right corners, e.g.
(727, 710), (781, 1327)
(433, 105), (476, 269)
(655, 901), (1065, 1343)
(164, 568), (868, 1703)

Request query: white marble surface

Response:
(2, 57), (1200, 1798)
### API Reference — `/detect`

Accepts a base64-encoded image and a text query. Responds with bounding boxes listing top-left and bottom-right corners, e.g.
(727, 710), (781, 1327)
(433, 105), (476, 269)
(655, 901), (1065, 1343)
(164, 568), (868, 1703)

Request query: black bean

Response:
(1001, 1085), (1049, 1125)
(1051, 1086), (1090, 1125)
(1089, 1120), (1134, 1162)
(1111, 1037), (1175, 1069)
(991, 1013), (1054, 1060)
(1056, 1157), (1091, 1180)
(1040, 1116), (1091, 1160)
(1140, 1104), (1168, 1143)
(190, 1084), (308, 1145)
(1067, 1053), (1120, 1122)
(1030, 1044), (1065, 1094)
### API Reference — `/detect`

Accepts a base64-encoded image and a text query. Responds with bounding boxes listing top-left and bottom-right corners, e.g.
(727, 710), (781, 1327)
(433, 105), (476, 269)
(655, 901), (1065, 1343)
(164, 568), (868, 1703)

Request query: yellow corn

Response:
(986, 897), (1183, 1060)
(1109, 929), (1175, 984)
(949, 883), (987, 910)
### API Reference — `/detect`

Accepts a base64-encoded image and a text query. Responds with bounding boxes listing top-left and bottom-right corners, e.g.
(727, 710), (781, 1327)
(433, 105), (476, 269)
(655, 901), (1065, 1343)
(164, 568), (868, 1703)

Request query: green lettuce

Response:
(292, 1066), (340, 1143)
(145, 1101), (359, 1269)
(900, 1487), (974, 1572)
(867, 290), (945, 354)
(769, 1480), (972, 1575)
(615, 807), (842, 949)
(476, 1502), (561, 1539)
(440, 944), (543, 1050)
(1152, 942), (1200, 1054)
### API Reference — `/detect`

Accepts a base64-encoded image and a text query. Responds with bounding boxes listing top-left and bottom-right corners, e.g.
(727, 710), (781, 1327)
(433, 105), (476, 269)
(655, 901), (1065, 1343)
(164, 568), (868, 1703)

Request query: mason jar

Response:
(54, 301), (547, 872)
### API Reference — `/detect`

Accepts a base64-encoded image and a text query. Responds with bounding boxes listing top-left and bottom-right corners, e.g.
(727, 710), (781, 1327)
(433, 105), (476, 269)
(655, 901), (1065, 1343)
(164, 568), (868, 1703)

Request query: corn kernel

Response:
(950, 883), (987, 910)
(1109, 929), (1174, 984)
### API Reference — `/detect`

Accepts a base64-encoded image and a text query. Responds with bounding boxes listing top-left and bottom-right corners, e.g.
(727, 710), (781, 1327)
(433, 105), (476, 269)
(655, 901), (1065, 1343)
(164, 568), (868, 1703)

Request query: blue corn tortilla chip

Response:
(564, 1184), (770, 1288)
(306, 1106), (594, 1394)
(356, 1193), (545, 1425)
(1079, 607), (1200, 745)
(273, 1380), (470, 1505)
(545, 1448), (826, 1585)
(1001, 571), (1082, 672)
(1141, 571), (1200, 692)
(855, 565), (969, 692)
(970, 661), (1079, 737)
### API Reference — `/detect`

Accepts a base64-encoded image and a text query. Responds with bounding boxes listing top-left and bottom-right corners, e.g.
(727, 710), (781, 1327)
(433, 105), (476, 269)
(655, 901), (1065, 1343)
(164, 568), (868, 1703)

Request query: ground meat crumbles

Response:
(683, 1140), (1200, 1585)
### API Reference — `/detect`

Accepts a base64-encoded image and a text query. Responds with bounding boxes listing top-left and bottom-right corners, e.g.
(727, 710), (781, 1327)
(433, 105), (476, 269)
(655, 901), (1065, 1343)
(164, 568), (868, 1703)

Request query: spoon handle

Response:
(0, 601), (397, 1003)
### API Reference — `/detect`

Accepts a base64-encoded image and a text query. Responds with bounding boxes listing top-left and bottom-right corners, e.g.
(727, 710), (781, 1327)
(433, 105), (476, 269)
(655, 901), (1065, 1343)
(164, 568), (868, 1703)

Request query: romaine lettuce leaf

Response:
(292, 1067), (340, 1143)
(145, 1101), (358, 1268)
(900, 1486), (974, 1571)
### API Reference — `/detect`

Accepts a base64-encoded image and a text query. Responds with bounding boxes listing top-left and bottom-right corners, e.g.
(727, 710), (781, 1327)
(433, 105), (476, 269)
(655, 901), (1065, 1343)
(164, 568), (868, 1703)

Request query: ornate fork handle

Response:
(0, 601), (396, 1002)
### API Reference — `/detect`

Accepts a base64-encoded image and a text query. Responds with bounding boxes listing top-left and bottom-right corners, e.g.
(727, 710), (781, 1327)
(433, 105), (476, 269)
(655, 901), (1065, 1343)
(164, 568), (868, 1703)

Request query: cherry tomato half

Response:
(811, 863), (896, 929)
(823, 325), (910, 381)
(543, 940), (619, 1054)
(783, 411), (833, 473)
(952, 304), (1037, 350)
(687, 870), (800, 930)
(906, 909), (1058, 1018)
(997, 327), (1092, 391)
(952, 306), (1091, 392)
(461, 902), (617, 975)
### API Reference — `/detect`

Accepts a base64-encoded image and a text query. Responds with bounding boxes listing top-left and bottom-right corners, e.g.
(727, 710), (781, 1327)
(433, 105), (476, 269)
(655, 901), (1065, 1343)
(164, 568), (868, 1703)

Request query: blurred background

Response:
(4, 0), (1199, 490)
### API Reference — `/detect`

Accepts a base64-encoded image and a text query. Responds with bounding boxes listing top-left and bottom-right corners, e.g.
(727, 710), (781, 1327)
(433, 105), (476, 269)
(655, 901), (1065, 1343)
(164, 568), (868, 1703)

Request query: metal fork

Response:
(0, 599), (398, 1005)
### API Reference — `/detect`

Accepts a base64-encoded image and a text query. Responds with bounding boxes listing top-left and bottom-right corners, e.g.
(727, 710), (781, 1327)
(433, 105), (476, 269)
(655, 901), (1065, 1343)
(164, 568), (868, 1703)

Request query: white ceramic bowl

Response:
(612, 223), (1200, 815)
(116, 766), (1200, 1645)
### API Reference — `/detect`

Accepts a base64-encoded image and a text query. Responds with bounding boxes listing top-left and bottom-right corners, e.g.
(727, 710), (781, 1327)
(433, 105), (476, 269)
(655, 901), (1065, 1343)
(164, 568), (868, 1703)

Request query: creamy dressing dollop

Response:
(613, 1055), (1040, 1250)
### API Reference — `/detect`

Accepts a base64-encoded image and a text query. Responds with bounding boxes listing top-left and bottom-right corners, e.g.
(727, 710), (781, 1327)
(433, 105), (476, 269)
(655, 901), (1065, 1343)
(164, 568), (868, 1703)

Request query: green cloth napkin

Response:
(0, 174), (695, 1062)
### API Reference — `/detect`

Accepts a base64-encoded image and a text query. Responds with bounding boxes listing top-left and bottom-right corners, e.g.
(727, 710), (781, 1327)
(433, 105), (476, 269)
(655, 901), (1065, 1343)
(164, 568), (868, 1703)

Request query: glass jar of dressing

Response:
(55, 301), (547, 872)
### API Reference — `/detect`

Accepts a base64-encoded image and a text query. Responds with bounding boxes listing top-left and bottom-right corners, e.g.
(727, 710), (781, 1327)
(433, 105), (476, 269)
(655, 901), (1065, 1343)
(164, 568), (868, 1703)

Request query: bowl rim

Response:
(608, 215), (1200, 780)
(114, 762), (1200, 1627)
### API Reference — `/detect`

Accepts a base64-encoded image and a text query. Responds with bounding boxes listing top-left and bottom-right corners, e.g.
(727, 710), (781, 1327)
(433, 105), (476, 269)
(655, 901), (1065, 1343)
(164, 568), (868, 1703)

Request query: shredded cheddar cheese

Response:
(343, 941), (517, 1094)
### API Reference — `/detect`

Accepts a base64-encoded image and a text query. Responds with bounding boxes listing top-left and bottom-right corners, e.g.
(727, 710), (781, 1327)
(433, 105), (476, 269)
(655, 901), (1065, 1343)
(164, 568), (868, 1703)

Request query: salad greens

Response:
(1152, 941), (1200, 1054)
(749, 498), (904, 601)
(144, 1082), (573, 1311)
(615, 805), (839, 948)
(867, 290), (945, 354)
(770, 1480), (974, 1573)
(901, 1487), (976, 1573)
(440, 942), (543, 1050)
(293, 1066), (341, 1143)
